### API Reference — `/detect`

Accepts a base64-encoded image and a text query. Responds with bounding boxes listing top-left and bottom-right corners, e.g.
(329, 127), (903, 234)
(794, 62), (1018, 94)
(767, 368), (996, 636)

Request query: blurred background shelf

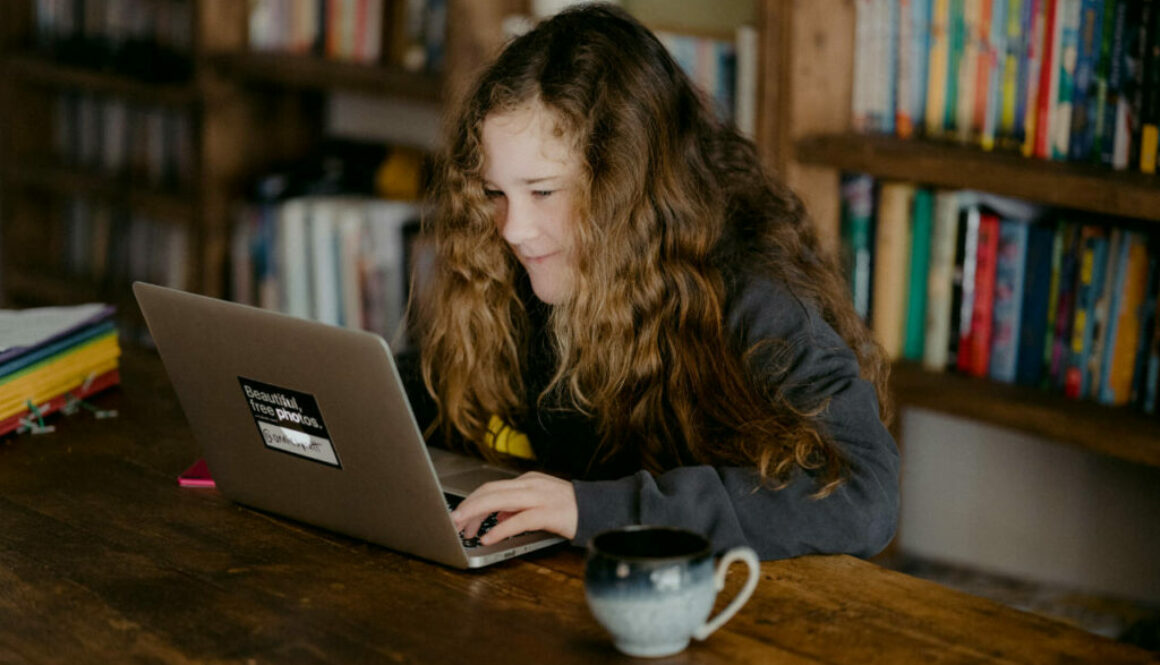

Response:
(795, 133), (1160, 222)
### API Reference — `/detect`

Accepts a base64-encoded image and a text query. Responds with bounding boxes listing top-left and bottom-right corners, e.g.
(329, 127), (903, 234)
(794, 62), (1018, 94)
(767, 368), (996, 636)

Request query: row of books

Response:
(51, 91), (196, 191)
(247, 0), (447, 72)
(655, 27), (758, 135)
(853, 0), (1160, 173)
(230, 195), (423, 345)
(56, 197), (191, 291)
(842, 173), (1160, 412)
(33, 0), (194, 82)
(0, 303), (120, 437)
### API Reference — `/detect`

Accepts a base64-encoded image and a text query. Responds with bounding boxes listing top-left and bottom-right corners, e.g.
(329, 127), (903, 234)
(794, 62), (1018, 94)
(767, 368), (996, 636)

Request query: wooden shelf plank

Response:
(794, 133), (1160, 222)
(206, 52), (444, 101)
(891, 362), (1160, 468)
(2, 163), (197, 221)
(1, 53), (200, 106)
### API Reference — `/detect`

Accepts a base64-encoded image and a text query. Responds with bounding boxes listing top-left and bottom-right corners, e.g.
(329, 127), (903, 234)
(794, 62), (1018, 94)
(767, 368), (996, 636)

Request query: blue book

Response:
(990, 219), (1031, 382)
(1016, 222), (1057, 385)
(1069, 0), (1105, 161)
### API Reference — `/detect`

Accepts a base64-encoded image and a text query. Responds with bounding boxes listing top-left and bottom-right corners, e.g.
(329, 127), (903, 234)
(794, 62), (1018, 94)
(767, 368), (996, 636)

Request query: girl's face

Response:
(481, 103), (583, 305)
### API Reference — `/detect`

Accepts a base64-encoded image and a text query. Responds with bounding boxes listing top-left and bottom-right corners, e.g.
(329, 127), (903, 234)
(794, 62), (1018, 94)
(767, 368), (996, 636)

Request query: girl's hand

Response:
(449, 471), (577, 546)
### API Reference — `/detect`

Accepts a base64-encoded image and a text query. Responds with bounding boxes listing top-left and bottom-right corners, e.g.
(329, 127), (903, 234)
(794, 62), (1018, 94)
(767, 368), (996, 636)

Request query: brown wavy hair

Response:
(417, 4), (891, 496)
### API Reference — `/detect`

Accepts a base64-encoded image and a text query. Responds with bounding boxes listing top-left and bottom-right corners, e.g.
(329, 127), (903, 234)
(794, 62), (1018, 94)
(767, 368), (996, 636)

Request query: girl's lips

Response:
(522, 251), (558, 263)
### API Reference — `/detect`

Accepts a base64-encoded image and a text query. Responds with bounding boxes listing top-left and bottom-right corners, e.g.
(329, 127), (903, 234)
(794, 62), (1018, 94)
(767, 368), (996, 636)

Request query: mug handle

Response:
(692, 546), (760, 641)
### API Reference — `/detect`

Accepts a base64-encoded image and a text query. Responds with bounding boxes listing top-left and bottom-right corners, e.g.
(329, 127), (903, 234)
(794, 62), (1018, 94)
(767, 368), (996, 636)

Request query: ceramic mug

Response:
(584, 526), (760, 658)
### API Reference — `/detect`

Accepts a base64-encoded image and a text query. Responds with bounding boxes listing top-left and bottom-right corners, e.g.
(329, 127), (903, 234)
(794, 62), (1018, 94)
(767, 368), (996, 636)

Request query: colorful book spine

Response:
(905, 188), (936, 360)
(1064, 225), (1109, 398)
(1021, 0), (1048, 154)
(947, 0), (969, 133)
(983, 0), (1010, 149)
(928, 0), (954, 137)
(1098, 230), (1151, 404)
(1068, 0), (1107, 161)
(1002, 0), (1028, 146)
(840, 174), (876, 321)
(958, 0), (985, 142)
(1034, 0), (1062, 157)
(990, 218), (1031, 382)
(951, 203), (982, 368)
(1051, 0), (1083, 160)
(1085, 227), (1123, 398)
(1016, 222), (1058, 385)
(925, 190), (963, 370)
(1050, 224), (1085, 388)
(960, 211), (1001, 376)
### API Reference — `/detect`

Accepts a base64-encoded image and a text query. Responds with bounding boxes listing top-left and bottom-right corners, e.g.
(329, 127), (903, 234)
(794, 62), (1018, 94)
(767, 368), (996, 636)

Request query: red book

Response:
(0, 369), (121, 437)
(959, 213), (1001, 376)
(1034, 0), (1060, 159)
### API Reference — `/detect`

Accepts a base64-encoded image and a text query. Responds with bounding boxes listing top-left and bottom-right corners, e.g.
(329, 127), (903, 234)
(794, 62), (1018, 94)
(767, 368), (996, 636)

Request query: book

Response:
(1035, 0), (1063, 156)
(1023, 0), (1051, 155)
(873, 182), (916, 359)
(840, 174), (876, 322)
(1067, 0), (1106, 161)
(1016, 222), (1058, 385)
(1048, 222), (1083, 387)
(959, 210), (1001, 376)
(1085, 226), (1123, 398)
(1064, 224), (1109, 398)
(950, 201), (983, 369)
(928, 0), (954, 136)
(983, 0), (1011, 149)
(904, 188), (935, 360)
(1000, 0), (1027, 146)
(1092, 0), (1125, 165)
(0, 303), (116, 364)
(1140, 0), (1160, 172)
(925, 190), (963, 370)
(990, 218), (1031, 382)
(1131, 251), (1160, 408)
(898, 0), (932, 137)
(1051, 0), (1083, 159)
(1097, 230), (1150, 404)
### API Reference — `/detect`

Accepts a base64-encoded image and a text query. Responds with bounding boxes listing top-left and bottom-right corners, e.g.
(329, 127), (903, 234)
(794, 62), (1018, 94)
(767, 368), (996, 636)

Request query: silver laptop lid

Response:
(134, 282), (479, 567)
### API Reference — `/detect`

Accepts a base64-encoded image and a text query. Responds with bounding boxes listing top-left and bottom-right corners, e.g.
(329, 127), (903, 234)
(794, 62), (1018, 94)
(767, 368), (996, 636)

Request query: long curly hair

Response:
(417, 3), (891, 496)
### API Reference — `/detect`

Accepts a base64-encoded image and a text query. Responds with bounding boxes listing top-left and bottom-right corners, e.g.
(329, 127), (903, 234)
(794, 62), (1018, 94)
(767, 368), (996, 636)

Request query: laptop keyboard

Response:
(445, 493), (499, 549)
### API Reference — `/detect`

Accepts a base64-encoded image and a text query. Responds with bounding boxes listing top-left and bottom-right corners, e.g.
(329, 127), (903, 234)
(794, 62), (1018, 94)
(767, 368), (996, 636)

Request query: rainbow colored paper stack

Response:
(0, 304), (120, 436)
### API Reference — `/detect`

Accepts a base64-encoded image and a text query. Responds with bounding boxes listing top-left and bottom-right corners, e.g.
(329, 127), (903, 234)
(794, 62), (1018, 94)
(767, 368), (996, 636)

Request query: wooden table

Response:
(1, 347), (1155, 664)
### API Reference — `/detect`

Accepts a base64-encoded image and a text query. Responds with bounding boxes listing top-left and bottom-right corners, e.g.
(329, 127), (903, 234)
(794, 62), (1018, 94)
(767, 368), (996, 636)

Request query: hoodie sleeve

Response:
(570, 276), (900, 560)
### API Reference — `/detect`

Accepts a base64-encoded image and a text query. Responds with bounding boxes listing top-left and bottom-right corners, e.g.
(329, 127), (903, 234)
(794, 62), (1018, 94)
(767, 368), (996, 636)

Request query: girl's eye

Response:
(483, 189), (504, 199)
(531, 190), (554, 198)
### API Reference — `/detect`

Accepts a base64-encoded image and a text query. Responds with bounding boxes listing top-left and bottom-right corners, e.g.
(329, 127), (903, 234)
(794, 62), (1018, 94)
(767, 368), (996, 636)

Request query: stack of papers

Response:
(0, 304), (120, 436)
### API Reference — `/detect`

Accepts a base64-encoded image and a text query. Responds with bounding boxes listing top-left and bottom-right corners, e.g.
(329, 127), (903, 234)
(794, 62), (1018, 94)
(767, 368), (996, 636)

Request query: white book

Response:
(309, 198), (342, 327)
(364, 200), (421, 341)
(279, 199), (312, 320)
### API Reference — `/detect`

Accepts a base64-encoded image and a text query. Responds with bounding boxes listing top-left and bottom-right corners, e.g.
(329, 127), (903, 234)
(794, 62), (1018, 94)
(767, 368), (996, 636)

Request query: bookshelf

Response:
(0, 0), (520, 333)
(762, 0), (1160, 469)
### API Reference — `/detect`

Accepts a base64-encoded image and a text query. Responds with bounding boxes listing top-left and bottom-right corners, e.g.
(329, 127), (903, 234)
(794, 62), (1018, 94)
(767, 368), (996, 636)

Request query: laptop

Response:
(133, 282), (565, 568)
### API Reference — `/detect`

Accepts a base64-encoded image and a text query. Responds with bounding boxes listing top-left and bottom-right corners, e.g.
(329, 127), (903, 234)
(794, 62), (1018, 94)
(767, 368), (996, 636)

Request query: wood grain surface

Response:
(0, 347), (1155, 664)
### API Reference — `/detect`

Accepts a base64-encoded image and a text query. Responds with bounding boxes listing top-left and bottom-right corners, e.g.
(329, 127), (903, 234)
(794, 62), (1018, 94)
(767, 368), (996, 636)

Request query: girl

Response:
(400, 3), (899, 560)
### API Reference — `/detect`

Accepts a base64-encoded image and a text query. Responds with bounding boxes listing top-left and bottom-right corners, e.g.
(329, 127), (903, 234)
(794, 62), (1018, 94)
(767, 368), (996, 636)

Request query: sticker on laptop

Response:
(238, 377), (340, 468)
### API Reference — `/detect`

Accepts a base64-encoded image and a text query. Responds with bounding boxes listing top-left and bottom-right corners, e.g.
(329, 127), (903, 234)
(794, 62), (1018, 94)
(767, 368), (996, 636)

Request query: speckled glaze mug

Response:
(584, 526), (760, 658)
